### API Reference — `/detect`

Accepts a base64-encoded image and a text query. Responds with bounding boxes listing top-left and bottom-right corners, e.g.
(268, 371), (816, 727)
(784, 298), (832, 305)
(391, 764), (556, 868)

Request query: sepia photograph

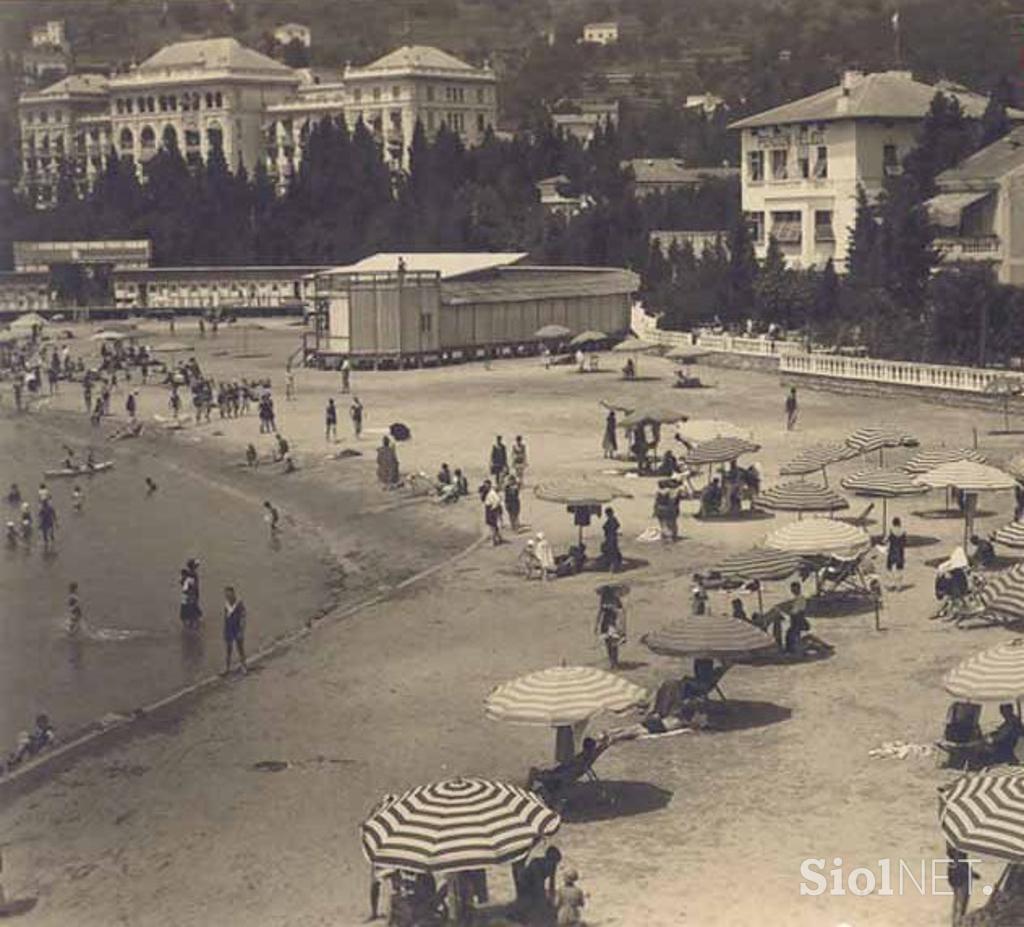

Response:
(4, 0), (1024, 924)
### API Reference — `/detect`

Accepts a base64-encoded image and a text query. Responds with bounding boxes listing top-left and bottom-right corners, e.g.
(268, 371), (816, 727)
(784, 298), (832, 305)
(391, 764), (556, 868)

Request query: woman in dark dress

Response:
(602, 410), (618, 459)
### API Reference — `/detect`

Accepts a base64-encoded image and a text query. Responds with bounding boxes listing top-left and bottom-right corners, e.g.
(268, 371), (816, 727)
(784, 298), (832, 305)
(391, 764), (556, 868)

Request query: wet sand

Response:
(0, 324), (1020, 926)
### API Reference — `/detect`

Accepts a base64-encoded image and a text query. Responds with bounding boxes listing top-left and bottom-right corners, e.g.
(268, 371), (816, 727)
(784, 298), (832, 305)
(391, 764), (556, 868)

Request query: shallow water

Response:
(0, 414), (338, 748)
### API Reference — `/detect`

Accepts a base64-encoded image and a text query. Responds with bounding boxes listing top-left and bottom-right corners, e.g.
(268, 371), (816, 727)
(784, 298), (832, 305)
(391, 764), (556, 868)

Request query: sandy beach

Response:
(1, 321), (1021, 926)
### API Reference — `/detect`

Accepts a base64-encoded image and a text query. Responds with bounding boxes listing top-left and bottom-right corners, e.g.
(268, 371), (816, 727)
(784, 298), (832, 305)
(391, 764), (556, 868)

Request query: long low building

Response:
(307, 252), (638, 364)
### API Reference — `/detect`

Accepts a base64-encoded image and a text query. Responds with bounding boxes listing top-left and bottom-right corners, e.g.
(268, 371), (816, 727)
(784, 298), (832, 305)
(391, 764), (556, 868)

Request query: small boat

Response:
(43, 461), (114, 478)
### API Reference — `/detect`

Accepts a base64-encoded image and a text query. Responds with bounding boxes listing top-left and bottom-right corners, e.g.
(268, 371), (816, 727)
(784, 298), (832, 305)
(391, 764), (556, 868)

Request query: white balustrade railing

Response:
(779, 352), (1021, 394)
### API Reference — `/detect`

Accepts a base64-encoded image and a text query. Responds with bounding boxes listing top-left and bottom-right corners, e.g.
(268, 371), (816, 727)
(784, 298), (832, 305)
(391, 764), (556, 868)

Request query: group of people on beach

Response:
(6, 481), (61, 551)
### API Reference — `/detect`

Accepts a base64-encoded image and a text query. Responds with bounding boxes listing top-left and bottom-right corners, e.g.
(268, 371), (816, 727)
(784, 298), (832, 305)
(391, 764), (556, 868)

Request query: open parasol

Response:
(535, 324), (572, 341)
(712, 548), (806, 613)
(764, 518), (871, 556)
(569, 330), (608, 349)
(780, 442), (858, 483)
(666, 344), (714, 362)
(845, 425), (918, 464)
(903, 447), (987, 475)
(941, 772), (1024, 863)
(612, 337), (659, 353)
(994, 521), (1024, 549)
(534, 478), (632, 545)
(945, 638), (1024, 703)
(684, 436), (760, 467)
(619, 402), (689, 430)
(979, 563), (1024, 624)
(840, 467), (928, 526)
(675, 420), (748, 444)
(641, 613), (775, 662)
(757, 481), (849, 517)
(915, 461), (1016, 546)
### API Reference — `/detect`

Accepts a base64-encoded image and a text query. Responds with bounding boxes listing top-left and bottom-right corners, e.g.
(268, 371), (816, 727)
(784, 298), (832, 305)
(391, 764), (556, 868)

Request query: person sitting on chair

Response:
(699, 478), (722, 518)
(969, 534), (996, 569)
(657, 450), (680, 478)
(526, 736), (610, 798)
(981, 704), (1024, 766)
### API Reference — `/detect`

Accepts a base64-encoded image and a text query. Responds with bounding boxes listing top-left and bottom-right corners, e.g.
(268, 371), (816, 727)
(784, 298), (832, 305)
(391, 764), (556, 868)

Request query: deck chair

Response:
(526, 737), (609, 808)
(844, 502), (875, 529)
(680, 660), (728, 700)
(814, 548), (876, 598)
(935, 701), (985, 770)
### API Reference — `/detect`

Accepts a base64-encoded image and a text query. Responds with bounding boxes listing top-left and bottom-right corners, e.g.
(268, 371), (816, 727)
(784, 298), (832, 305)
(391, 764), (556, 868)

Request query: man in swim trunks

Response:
(222, 586), (248, 674)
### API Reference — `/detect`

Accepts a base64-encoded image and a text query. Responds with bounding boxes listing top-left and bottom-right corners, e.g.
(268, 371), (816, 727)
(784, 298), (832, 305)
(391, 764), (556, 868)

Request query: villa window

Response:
(392, 85), (400, 99)
(353, 88), (362, 103)
(770, 148), (788, 181)
(814, 146), (828, 179)
(206, 93), (214, 109)
(162, 125), (178, 149)
(883, 143), (901, 176)
(372, 87), (381, 101)
(119, 128), (133, 149)
(184, 129), (201, 148)
(747, 150), (764, 183)
(746, 211), (765, 244)
(798, 150), (810, 179)
(116, 99), (125, 114)
(477, 88), (485, 103)
(771, 210), (802, 245)
(214, 92), (223, 108)
(140, 126), (156, 150)
(477, 113), (485, 132)
(815, 210), (835, 243)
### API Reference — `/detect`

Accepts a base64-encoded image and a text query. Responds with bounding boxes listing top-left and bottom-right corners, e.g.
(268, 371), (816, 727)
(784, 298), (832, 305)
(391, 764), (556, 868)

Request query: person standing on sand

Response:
(504, 474), (522, 533)
(263, 501), (280, 537)
(484, 481), (504, 545)
(376, 437), (400, 489)
(222, 586), (248, 675)
(785, 387), (798, 431)
(885, 517), (908, 591)
(325, 398), (337, 442)
(72, 485), (83, 512)
(490, 436), (508, 488)
(512, 435), (528, 486)
(340, 358), (351, 394)
(351, 397), (364, 439)
(601, 507), (623, 572)
(179, 569), (199, 630)
(603, 410), (618, 458)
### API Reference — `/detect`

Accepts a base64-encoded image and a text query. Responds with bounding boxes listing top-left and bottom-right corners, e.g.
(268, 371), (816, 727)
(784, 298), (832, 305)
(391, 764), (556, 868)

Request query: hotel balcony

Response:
(934, 235), (1002, 262)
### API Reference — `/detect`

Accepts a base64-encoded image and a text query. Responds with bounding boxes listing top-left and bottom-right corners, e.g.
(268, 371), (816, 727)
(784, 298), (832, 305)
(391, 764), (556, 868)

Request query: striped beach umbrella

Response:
(361, 778), (561, 874)
(676, 420), (749, 444)
(780, 442), (858, 481)
(903, 447), (987, 475)
(945, 638), (1024, 702)
(534, 479), (628, 508)
(841, 467), (929, 525)
(941, 772), (1024, 862)
(845, 425), (918, 463)
(714, 548), (806, 582)
(980, 564), (1024, 623)
(914, 461), (1015, 492)
(619, 402), (689, 429)
(994, 521), (1024, 549)
(485, 665), (648, 727)
(684, 436), (761, 467)
(757, 481), (849, 516)
(641, 613), (775, 660)
(765, 518), (871, 556)
(569, 330), (608, 349)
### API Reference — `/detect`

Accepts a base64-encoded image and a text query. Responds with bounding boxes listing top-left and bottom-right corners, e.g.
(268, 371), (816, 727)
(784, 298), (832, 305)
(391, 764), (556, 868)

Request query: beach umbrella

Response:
(534, 478), (632, 545)
(915, 461), (1017, 546)
(9, 312), (49, 332)
(569, 330), (608, 350)
(765, 518), (871, 556)
(840, 467), (928, 526)
(903, 448), (988, 475)
(612, 337), (659, 353)
(684, 436), (761, 467)
(980, 564), (1024, 624)
(945, 638), (1024, 703)
(619, 402), (689, 430)
(712, 548), (806, 613)
(941, 772), (1024, 863)
(534, 324), (571, 341)
(994, 521), (1024, 549)
(666, 345), (714, 362)
(90, 330), (130, 342)
(985, 374), (1024, 433)
(845, 425), (918, 463)
(675, 420), (748, 444)
(361, 778), (561, 874)
(486, 665), (647, 763)
(757, 481), (849, 517)
(641, 613), (775, 661)
(780, 442), (858, 483)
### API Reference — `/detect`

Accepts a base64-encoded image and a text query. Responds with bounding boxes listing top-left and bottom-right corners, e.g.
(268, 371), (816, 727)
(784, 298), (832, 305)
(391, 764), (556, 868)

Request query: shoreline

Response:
(0, 397), (479, 797)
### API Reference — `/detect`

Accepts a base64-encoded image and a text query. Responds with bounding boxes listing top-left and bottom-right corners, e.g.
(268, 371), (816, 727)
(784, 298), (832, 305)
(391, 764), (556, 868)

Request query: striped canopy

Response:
(757, 481), (849, 513)
(915, 461), (1017, 492)
(994, 521), (1024, 549)
(945, 638), (1024, 702)
(713, 548), (806, 582)
(841, 468), (929, 498)
(903, 448), (988, 474)
(675, 420), (749, 444)
(765, 518), (871, 556)
(641, 613), (775, 660)
(845, 426), (918, 456)
(361, 778), (561, 874)
(780, 442), (858, 477)
(534, 479), (631, 507)
(485, 665), (648, 727)
(684, 436), (761, 466)
(612, 338), (659, 353)
(941, 772), (1024, 862)
(980, 564), (1024, 622)
(620, 403), (689, 429)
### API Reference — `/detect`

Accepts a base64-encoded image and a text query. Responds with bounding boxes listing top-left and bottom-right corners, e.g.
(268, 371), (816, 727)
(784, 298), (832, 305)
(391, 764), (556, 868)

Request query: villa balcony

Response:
(935, 235), (1002, 262)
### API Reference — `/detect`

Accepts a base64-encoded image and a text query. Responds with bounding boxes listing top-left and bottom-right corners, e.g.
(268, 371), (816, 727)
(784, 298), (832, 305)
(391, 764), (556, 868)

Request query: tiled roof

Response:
(938, 126), (1024, 186)
(730, 71), (1024, 129)
(359, 45), (481, 73)
(29, 74), (109, 98)
(137, 38), (294, 75)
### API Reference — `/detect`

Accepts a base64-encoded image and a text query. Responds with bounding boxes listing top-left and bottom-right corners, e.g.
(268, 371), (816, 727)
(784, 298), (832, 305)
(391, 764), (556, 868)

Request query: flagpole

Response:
(892, 9), (902, 67)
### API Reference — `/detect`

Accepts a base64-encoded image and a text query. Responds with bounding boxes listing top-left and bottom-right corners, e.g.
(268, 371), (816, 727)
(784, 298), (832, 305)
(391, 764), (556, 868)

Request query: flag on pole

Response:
(891, 9), (900, 30)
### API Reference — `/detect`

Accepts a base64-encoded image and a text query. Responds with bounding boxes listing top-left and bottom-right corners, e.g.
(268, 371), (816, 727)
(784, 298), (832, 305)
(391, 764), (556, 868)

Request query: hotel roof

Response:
(23, 73), (109, 100)
(730, 70), (1024, 129)
(135, 37), (294, 76)
(937, 126), (1024, 186)
(349, 45), (491, 77)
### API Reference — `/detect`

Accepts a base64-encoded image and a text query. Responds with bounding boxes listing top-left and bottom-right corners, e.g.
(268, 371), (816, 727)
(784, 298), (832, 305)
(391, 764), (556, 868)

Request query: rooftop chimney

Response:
(841, 70), (865, 94)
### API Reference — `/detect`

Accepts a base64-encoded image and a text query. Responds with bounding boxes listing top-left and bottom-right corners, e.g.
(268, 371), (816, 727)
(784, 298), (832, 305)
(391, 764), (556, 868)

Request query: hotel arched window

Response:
(159, 96), (167, 112)
(137, 97), (145, 112)
(214, 92), (222, 107)
(206, 92), (214, 109)
(181, 94), (190, 111)
(116, 99), (125, 114)
(191, 93), (200, 110)
(120, 128), (134, 149)
(162, 125), (178, 149)
(207, 123), (224, 151)
(140, 126), (156, 151)
(147, 97), (155, 112)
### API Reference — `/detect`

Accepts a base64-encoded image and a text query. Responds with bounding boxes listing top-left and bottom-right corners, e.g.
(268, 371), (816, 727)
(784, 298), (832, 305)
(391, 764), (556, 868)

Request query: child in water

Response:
(72, 485), (83, 512)
(20, 502), (32, 540)
(66, 582), (84, 635)
(6, 520), (17, 546)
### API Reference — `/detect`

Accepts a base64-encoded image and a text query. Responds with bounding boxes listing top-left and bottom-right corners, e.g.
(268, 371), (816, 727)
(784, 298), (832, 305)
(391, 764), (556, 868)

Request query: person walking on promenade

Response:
(512, 435), (528, 486)
(222, 586), (248, 675)
(602, 507), (623, 572)
(351, 397), (364, 439)
(325, 398), (337, 442)
(490, 436), (508, 488)
(603, 409), (618, 458)
(341, 358), (351, 394)
(785, 387), (799, 431)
